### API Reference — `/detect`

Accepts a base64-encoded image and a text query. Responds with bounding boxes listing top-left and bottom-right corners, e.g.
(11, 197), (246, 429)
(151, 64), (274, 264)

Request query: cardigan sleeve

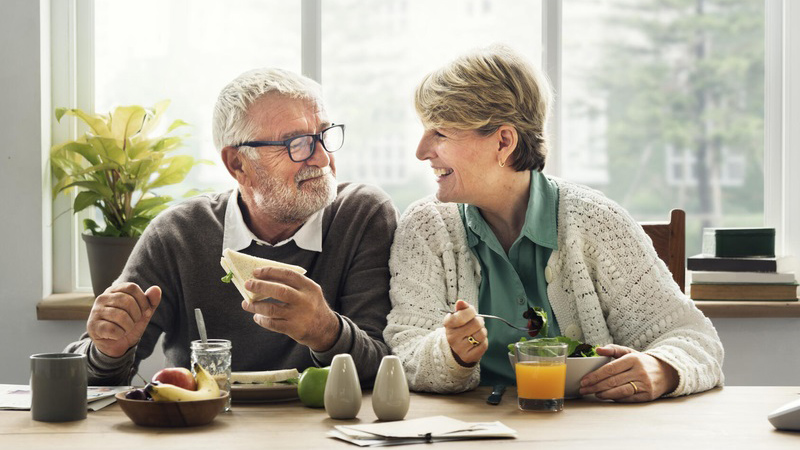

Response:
(579, 196), (725, 397)
(383, 200), (480, 393)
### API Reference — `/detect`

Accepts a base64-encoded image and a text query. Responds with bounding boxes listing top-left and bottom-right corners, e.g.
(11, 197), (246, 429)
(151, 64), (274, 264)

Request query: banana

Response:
(146, 363), (222, 402)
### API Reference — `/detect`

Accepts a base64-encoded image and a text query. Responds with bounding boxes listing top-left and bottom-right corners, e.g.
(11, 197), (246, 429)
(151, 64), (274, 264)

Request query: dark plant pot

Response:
(81, 234), (139, 297)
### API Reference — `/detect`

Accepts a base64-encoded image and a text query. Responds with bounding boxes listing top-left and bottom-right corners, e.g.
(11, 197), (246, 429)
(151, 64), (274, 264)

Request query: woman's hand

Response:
(578, 344), (679, 402)
(443, 300), (488, 367)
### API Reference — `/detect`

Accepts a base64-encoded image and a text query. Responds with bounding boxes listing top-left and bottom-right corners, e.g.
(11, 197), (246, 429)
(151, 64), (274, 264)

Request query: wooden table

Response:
(2, 386), (798, 449)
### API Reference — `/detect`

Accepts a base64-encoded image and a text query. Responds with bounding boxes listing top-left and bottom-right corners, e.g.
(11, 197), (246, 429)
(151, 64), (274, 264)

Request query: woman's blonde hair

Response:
(414, 44), (552, 171)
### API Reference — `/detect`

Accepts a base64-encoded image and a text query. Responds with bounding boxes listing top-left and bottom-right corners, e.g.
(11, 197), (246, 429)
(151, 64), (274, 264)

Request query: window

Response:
(53, 0), (785, 293)
(561, 0), (765, 256)
(95, 0), (301, 195)
(61, 0), (301, 291)
(321, 0), (542, 210)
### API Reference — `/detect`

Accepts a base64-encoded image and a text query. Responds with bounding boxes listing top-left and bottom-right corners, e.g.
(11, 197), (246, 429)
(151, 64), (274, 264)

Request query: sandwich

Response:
(231, 368), (300, 385)
(220, 248), (306, 303)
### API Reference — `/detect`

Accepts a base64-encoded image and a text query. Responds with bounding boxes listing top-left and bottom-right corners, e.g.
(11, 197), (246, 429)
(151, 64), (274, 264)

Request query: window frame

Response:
(48, 0), (799, 294)
(50, 0), (94, 293)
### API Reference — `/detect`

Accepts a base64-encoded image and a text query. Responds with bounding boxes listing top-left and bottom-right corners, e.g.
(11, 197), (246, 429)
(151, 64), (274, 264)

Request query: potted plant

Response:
(51, 100), (205, 296)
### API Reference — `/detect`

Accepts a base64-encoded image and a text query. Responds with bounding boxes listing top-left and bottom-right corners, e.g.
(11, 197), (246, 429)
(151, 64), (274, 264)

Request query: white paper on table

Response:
(328, 429), (429, 447)
(437, 421), (518, 438)
(88, 395), (119, 411)
(0, 384), (31, 410)
(0, 384), (130, 411)
(337, 415), (470, 439)
(331, 415), (517, 446)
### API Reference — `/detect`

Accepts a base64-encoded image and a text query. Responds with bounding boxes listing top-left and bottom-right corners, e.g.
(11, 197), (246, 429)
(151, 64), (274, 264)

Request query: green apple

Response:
(298, 366), (330, 408)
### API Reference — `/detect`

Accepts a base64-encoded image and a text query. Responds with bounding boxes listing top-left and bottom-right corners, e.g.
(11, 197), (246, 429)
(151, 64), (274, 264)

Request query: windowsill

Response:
(37, 293), (800, 320)
(37, 292), (94, 320)
(693, 300), (800, 318)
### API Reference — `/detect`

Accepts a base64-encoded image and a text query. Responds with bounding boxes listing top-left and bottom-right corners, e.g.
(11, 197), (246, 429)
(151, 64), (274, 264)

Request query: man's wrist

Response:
(89, 341), (136, 371)
(309, 310), (342, 352)
(94, 343), (125, 359)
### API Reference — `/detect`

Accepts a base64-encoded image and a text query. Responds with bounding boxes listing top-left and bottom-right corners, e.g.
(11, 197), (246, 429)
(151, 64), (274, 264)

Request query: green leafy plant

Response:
(50, 100), (207, 237)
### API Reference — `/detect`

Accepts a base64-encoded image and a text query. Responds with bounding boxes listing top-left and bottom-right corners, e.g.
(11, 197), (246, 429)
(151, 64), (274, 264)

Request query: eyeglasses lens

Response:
(289, 136), (314, 161)
(322, 126), (344, 152)
(288, 126), (344, 162)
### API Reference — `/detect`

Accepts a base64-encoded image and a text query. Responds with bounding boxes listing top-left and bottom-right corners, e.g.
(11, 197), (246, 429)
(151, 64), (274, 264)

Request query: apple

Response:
(298, 366), (330, 408)
(152, 367), (197, 391)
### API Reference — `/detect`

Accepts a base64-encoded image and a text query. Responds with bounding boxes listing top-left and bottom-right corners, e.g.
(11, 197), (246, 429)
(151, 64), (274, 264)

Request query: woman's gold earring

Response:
(499, 160), (506, 168)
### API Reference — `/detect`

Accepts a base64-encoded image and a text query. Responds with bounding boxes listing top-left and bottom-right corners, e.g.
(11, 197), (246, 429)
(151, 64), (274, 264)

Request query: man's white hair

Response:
(212, 68), (323, 156)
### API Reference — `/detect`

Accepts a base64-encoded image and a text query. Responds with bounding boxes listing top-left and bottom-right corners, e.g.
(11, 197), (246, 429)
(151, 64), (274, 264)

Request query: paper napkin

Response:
(329, 415), (516, 447)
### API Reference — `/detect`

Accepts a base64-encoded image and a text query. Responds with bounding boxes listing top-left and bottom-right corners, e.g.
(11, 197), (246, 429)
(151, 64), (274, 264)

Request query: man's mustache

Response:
(295, 165), (332, 183)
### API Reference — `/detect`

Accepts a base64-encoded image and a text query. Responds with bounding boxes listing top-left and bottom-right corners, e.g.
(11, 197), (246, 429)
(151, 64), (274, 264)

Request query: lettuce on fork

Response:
(509, 309), (599, 357)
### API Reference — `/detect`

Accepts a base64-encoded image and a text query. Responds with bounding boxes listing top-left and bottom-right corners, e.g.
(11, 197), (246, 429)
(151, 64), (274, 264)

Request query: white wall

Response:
(0, 0), (164, 384)
(0, 0), (796, 387)
(0, 0), (76, 384)
(713, 319), (800, 386)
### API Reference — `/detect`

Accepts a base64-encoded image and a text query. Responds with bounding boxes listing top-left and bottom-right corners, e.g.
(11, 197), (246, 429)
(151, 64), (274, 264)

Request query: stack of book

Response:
(687, 227), (798, 301)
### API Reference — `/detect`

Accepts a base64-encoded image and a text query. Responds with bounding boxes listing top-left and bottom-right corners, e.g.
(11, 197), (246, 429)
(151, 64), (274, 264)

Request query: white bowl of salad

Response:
(508, 337), (611, 399)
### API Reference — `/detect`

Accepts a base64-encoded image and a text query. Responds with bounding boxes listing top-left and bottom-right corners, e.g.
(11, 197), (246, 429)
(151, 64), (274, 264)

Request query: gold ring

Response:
(467, 336), (480, 346)
(629, 381), (638, 394)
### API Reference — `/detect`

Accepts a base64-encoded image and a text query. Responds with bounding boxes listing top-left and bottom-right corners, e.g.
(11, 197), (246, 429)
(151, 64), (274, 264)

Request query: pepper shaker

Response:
(324, 353), (362, 420)
(371, 355), (410, 421)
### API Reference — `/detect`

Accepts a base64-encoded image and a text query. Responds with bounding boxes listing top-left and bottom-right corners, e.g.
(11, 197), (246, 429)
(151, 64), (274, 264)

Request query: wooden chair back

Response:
(640, 209), (686, 292)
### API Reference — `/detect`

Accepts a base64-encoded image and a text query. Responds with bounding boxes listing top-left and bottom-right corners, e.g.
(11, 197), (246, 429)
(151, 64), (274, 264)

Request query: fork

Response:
(438, 309), (529, 331)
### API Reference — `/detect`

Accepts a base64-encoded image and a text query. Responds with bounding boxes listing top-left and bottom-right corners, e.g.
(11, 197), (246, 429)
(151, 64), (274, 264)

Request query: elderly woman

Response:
(384, 45), (724, 402)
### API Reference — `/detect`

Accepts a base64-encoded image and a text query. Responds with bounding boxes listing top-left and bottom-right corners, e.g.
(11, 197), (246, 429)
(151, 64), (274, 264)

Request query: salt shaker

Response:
(324, 353), (362, 419)
(371, 355), (410, 421)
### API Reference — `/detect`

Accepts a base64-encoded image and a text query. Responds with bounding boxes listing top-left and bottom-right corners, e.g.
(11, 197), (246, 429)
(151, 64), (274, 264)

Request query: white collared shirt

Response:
(221, 188), (323, 253)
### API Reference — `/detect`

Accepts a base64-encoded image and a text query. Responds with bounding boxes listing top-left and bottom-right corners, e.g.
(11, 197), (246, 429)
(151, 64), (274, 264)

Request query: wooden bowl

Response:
(115, 391), (228, 427)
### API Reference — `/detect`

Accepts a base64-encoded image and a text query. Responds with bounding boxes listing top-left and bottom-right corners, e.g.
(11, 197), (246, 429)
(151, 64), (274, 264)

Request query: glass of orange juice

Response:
(514, 339), (568, 412)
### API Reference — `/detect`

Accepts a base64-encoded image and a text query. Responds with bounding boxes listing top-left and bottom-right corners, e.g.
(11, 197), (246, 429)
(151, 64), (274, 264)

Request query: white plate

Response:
(230, 383), (298, 403)
(230, 371), (299, 403)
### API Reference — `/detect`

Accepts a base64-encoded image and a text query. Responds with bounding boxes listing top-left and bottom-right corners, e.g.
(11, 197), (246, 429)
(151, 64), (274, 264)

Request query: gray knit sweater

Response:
(65, 182), (398, 386)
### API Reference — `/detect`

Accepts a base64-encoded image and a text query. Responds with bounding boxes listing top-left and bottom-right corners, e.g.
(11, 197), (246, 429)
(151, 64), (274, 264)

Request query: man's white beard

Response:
(252, 165), (337, 224)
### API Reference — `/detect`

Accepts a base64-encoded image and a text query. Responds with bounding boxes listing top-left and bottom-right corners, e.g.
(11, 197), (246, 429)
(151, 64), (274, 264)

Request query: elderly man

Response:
(65, 68), (398, 385)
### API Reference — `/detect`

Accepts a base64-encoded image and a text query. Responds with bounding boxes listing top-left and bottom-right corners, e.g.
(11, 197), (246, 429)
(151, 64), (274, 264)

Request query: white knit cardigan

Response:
(384, 178), (724, 396)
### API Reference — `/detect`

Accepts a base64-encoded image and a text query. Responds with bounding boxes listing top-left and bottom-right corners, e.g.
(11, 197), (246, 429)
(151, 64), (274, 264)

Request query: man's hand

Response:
(87, 283), (162, 358)
(443, 300), (488, 367)
(578, 344), (680, 402)
(241, 266), (340, 352)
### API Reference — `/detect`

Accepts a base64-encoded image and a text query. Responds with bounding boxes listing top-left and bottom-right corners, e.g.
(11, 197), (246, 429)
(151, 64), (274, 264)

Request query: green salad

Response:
(509, 307), (599, 357)
(508, 336), (599, 358)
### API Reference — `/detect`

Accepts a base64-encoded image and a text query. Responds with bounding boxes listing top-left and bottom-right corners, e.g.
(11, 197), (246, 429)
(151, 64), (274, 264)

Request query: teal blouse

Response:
(458, 171), (561, 386)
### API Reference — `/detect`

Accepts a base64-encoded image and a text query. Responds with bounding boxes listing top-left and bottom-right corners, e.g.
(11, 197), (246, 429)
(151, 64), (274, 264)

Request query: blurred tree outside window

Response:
(561, 0), (765, 256)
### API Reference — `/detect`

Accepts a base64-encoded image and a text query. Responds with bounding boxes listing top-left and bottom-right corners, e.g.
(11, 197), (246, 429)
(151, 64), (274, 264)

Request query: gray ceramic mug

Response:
(30, 353), (87, 422)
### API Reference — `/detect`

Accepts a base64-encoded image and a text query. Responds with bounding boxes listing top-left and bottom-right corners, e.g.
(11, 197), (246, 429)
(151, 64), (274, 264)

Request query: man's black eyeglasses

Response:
(236, 124), (345, 162)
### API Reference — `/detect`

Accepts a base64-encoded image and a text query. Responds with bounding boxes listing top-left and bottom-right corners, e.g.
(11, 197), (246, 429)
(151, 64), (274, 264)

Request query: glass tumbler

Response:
(514, 339), (568, 412)
(190, 339), (232, 411)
